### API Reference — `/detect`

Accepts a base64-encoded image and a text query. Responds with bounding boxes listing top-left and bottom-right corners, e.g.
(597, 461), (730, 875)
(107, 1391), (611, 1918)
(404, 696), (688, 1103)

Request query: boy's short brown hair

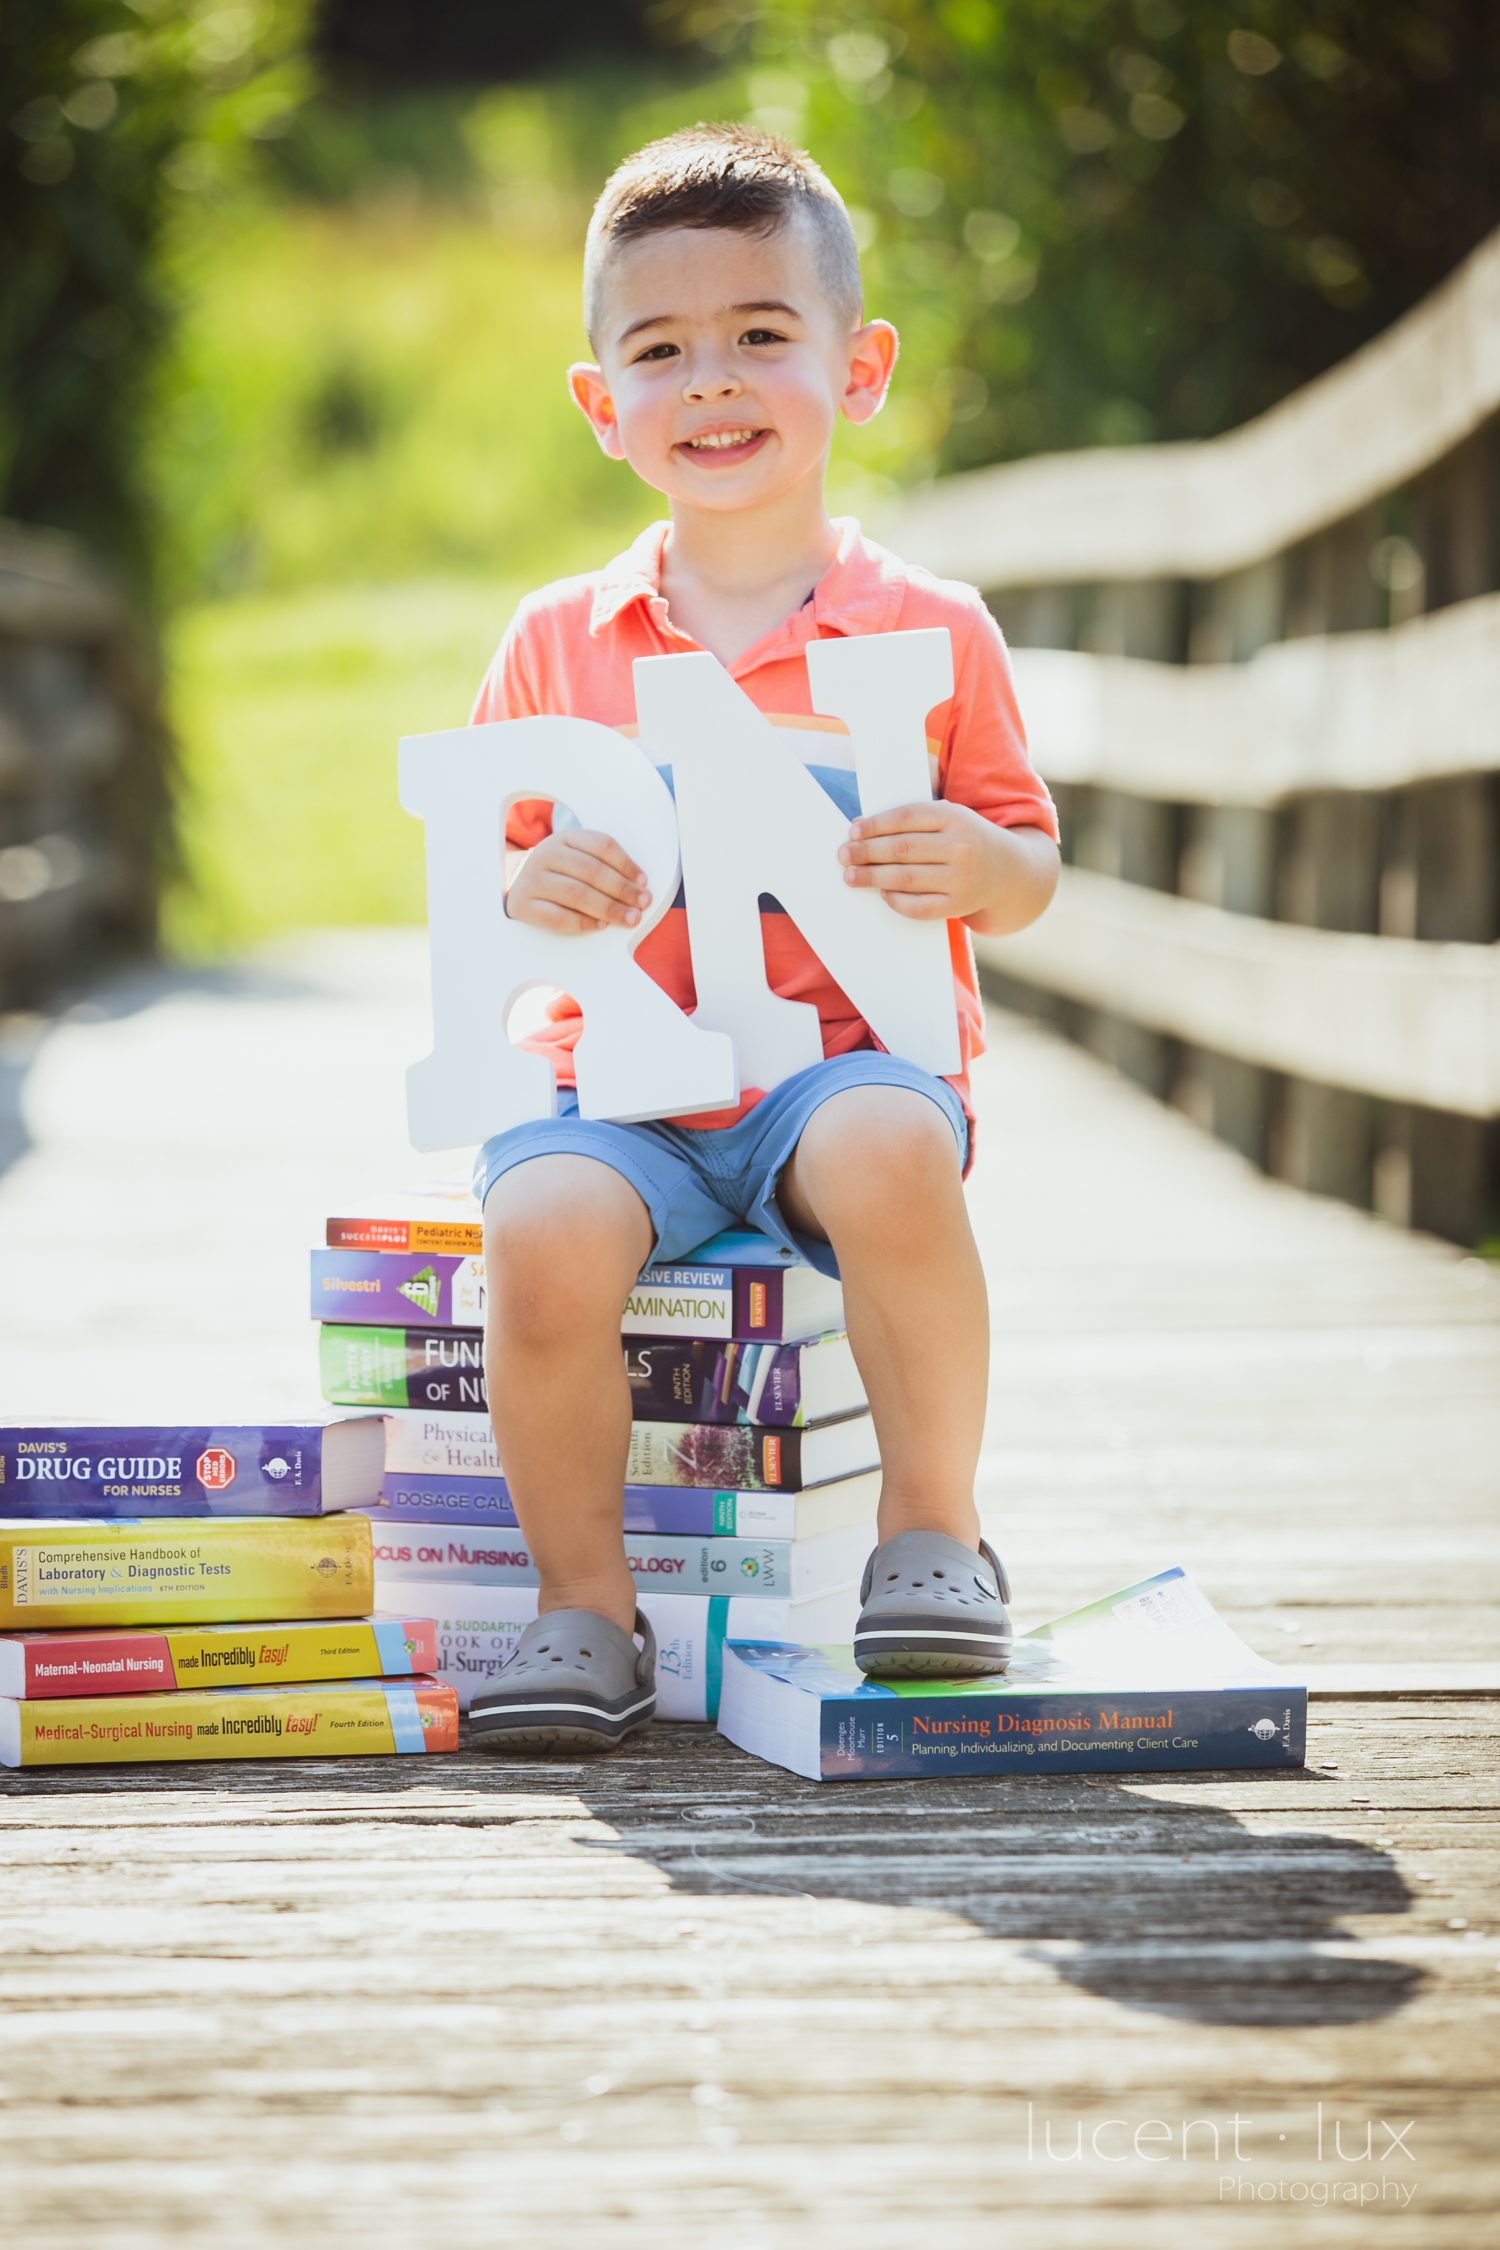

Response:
(584, 122), (863, 347)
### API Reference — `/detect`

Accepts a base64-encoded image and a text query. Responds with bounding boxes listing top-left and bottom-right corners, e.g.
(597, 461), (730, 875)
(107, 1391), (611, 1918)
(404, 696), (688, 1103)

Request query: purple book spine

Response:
(0, 1427), (328, 1515)
(373, 1471), (729, 1537)
(310, 1250), (464, 1327)
(731, 1269), (785, 1341)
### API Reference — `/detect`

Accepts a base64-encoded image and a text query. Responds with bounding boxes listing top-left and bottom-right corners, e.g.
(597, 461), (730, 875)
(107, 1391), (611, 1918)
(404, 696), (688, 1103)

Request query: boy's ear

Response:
(842, 320), (899, 427)
(569, 362), (627, 459)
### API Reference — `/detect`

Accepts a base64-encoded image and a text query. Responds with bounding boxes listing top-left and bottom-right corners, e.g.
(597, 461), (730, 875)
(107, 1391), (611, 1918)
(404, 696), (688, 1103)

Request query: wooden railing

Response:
(884, 227), (1500, 1247)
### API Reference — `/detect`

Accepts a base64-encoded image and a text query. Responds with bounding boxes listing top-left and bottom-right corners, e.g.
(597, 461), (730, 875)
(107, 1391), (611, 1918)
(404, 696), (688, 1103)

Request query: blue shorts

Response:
(472, 1052), (969, 1280)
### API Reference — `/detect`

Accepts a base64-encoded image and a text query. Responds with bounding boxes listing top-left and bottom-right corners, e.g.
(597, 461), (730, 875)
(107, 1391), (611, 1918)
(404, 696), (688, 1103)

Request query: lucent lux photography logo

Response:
(1024, 2105), (1417, 2207)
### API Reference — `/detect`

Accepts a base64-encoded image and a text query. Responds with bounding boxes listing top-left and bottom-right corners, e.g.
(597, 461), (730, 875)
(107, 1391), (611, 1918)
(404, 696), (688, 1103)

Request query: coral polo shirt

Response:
(469, 517), (1056, 1134)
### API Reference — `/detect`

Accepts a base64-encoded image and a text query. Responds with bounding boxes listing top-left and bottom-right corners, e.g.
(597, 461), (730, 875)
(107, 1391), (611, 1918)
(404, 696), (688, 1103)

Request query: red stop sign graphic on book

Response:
(196, 1447), (236, 1492)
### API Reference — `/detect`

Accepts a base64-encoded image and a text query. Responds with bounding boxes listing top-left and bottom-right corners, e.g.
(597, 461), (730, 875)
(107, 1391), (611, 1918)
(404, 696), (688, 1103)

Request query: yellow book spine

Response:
(166, 1620), (384, 1684)
(10, 1678), (458, 1765)
(0, 1517), (373, 1628)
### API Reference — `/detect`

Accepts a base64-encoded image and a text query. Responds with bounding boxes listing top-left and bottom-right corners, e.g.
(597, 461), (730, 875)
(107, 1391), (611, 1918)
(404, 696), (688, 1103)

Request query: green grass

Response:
(154, 198), (660, 599)
(165, 576), (521, 953)
(153, 192), (665, 953)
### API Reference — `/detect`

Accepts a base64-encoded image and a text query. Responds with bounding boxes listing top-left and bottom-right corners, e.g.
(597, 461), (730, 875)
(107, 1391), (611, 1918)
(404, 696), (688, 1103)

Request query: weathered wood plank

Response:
(977, 869), (1500, 1116)
(1011, 600), (1500, 803)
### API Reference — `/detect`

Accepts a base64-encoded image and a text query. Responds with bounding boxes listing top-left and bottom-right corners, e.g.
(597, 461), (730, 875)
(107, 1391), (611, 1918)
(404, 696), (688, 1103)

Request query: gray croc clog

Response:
(853, 1529), (1012, 1679)
(469, 1607), (657, 1754)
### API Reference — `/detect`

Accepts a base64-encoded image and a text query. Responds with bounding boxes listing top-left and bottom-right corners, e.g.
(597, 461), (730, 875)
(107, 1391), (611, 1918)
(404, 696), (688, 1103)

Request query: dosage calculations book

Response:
(320, 1323), (865, 1430)
(716, 1568), (1308, 1782)
(382, 1406), (878, 1494)
(0, 1516), (374, 1630)
(371, 1519), (869, 1604)
(0, 1422), (385, 1518)
(0, 1675), (459, 1767)
(311, 1230), (844, 1343)
(373, 1466), (880, 1541)
(377, 1576), (859, 1718)
(0, 1613), (438, 1699)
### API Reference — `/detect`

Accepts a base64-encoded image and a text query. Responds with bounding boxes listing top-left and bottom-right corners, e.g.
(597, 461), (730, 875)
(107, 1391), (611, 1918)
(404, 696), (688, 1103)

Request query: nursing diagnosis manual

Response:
(717, 1568), (1307, 1782)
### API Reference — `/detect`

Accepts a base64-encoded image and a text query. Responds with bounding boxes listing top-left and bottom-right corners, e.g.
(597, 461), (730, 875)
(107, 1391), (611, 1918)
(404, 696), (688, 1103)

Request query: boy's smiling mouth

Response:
(678, 426), (770, 462)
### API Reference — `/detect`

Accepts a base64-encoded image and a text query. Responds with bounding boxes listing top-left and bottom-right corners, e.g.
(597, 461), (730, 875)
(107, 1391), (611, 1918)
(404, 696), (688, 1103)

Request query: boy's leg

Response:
(483, 1153), (655, 1635)
(776, 1085), (986, 1549)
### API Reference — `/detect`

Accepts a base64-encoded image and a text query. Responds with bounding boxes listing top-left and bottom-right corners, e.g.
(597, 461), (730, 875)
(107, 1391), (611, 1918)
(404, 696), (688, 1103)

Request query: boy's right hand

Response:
(505, 831), (653, 935)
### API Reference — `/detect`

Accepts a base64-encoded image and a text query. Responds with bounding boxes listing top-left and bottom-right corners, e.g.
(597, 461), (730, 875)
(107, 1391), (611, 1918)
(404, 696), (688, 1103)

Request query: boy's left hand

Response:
(839, 802), (1025, 923)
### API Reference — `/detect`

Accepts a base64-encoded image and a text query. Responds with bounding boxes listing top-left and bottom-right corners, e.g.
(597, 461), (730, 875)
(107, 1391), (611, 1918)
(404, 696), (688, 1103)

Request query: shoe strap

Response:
(978, 1538), (1012, 1605)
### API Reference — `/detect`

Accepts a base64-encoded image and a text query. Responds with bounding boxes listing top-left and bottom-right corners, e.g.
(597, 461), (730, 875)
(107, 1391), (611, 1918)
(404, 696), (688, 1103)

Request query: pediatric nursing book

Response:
(717, 1568), (1309, 1783)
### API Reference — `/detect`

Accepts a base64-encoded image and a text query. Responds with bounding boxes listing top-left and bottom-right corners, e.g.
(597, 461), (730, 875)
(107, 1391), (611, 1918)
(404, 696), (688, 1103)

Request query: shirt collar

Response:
(587, 516), (909, 664)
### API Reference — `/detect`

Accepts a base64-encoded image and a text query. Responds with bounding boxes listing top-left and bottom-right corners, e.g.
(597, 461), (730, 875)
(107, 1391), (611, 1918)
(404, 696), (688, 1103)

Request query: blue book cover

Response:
(0, 1422), (384, 1518)
(718, 1568), (1308, 1782)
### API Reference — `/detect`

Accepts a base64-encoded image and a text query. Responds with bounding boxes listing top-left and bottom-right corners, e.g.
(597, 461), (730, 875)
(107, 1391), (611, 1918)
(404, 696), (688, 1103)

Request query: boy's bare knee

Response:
(483, 1157), (650, 1341)
(790, 1088), (962, 1234)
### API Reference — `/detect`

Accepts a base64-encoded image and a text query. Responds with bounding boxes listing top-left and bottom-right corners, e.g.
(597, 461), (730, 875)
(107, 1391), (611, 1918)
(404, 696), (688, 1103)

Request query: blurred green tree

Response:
(0, 0), (310, 596)
(666, 0), (1500, 473)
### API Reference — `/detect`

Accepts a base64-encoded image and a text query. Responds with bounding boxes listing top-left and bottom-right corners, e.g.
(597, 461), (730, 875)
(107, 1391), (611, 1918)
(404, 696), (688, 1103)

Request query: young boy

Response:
(466, 124), (1059, 1752)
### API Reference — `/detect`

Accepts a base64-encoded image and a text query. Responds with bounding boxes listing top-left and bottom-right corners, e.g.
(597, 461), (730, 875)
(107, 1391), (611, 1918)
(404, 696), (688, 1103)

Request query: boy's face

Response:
(570, 219), (897, 514)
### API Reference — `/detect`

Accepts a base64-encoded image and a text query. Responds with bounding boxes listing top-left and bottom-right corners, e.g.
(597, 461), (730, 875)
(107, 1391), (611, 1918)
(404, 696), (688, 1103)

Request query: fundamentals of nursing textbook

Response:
(717, 1568), (1308, 1782)
(0, 1516), (375, 1629)
(319, 1322), (865, 1429)
(0, 1674), (459, 1767)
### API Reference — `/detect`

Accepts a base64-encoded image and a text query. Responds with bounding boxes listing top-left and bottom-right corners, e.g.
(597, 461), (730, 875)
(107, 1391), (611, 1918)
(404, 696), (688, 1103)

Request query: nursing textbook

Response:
(373, 1466), (881, 1541)
(0, 1613), (438, 1698)
(312, 1229), (844, 1343)
(320, 1322), (865, 1429)
(382, 1406), (878, 1493)
(0, 1516), (374, 1629)
(0, 1422), (384, 1518)
(377, 1576), (860, 1719)
(0, 1674), (458, 1767)
(370, 1519), (868, 1604)
(717, 1568), (1308, 1782)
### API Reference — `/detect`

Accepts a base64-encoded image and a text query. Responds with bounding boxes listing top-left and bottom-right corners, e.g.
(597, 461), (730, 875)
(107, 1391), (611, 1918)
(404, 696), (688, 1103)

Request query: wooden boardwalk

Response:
(0, 933), (1495, 2247)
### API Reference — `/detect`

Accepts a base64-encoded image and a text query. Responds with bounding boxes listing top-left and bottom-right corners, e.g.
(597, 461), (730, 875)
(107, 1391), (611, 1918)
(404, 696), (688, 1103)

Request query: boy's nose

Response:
(682, 361), (741, 401)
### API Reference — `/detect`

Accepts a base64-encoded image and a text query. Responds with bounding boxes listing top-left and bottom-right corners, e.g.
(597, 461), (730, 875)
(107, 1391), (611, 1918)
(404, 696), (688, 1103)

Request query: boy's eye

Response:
(741, 328), (786, 346)
(632, 342), (679, 363)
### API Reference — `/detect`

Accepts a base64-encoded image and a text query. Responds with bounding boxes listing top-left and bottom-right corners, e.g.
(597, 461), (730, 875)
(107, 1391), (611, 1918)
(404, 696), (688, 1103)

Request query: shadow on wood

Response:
(5, 1719), (1422, 2033)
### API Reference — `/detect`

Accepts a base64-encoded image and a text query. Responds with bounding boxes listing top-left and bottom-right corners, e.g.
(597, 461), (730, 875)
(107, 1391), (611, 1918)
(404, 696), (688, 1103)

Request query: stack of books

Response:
(311, 1187), (881, 1717)
(0, 1424), (458, 1766)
